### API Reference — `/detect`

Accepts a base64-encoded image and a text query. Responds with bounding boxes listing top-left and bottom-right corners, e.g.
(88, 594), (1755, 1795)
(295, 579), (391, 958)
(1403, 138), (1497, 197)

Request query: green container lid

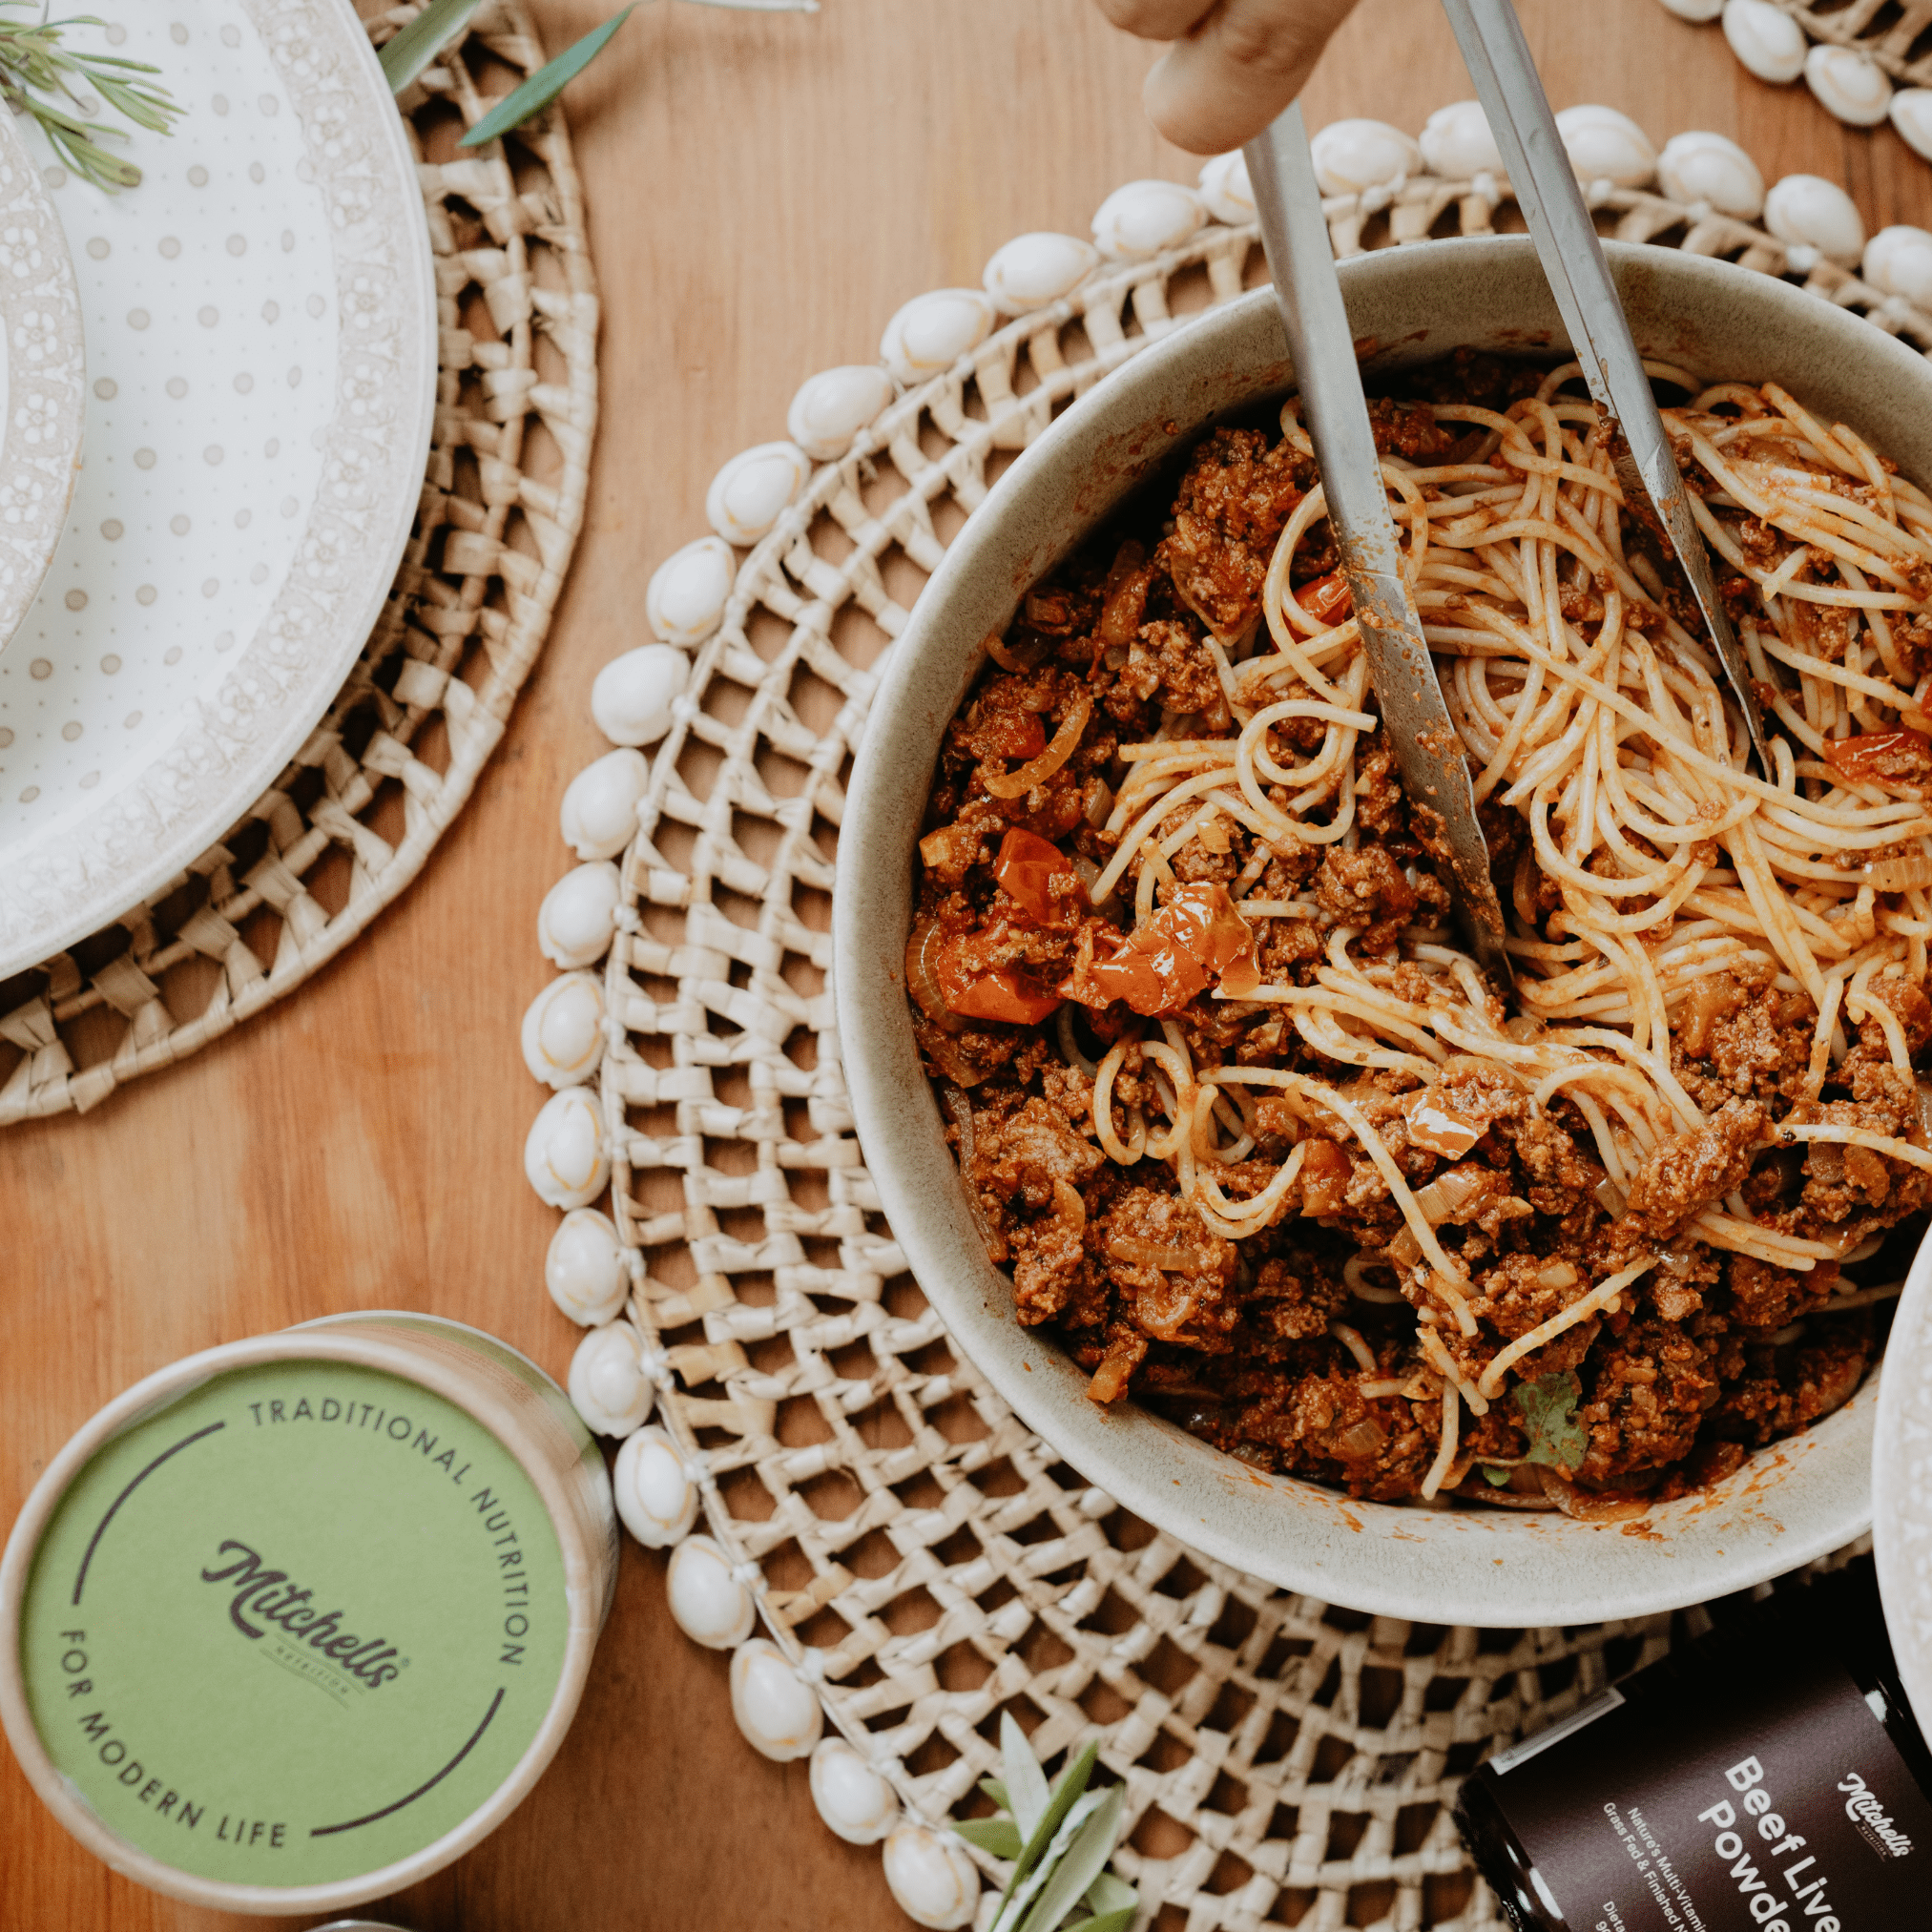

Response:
(1, 1317), (615, 1914)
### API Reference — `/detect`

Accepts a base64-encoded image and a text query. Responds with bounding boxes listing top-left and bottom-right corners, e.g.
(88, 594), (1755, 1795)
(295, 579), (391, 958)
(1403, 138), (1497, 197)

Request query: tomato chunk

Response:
(1300, 571), (1352, 626)
(992, 828), (1076, 925)
(1821, 727), (1932, 787)
(932, 931), (1062, 1025)
(1060, 882), (1260, 1017)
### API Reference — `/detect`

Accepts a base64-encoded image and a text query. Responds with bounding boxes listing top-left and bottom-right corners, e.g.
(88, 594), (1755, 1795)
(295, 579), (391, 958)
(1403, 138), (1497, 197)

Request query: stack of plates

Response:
(0, 0), (437, 979)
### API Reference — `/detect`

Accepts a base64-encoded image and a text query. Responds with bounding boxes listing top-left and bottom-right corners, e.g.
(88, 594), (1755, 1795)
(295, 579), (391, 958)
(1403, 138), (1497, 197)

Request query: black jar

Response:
(1455, 1561), (1932, 1931)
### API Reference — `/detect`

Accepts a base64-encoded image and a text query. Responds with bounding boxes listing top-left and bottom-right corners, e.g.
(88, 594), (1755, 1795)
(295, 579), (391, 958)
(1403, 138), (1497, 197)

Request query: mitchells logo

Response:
(1840, 1773), (1915, 1858)
(199, 1540), (403, 1689)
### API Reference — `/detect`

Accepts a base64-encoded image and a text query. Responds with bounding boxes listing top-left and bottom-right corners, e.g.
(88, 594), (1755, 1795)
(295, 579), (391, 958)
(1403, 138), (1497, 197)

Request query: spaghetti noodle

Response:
(907, 355), (1928, 1513)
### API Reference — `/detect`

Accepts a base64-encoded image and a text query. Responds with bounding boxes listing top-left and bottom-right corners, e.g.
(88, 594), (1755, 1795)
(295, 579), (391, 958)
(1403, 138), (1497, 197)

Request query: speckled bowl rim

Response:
(835, 238), (1932, 1627)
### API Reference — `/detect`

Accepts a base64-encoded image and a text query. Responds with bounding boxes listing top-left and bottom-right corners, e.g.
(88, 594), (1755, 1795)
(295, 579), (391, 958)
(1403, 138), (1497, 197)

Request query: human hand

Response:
(1094, 0), (1363, 155)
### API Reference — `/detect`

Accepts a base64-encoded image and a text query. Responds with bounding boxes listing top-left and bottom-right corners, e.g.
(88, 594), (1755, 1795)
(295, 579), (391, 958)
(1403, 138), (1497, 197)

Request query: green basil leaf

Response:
(380, 0), (487, 93)
(1515, 1368), (1588, 1472)
(952, 1818), (1025, 1859)
(1481, 1463), (1513, 1487)
(459, 5), (635, 148)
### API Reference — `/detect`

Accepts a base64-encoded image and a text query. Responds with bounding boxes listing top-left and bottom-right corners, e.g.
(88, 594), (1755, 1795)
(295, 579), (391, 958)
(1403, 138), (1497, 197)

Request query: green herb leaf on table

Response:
(1515, 1368), (1589, 1471)
(953, 1817), (1026, 1859)
(1001, 1711), (1051, 1840)
(1014, 1787), (1126, 1932)
(0, 4), (180, 192)
(1062, 1909), (1137, 1932)
(1083, 1871), (1137, 1916)
(379, 0), (488, 93)
(459, 4), (634, 149)
(961, 1720), (1138, 1932)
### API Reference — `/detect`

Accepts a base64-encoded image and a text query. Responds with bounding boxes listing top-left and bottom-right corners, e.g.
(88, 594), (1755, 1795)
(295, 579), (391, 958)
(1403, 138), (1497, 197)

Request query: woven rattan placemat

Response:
(530, 134), (1898, 1931)
(0, 0), (595, 1124)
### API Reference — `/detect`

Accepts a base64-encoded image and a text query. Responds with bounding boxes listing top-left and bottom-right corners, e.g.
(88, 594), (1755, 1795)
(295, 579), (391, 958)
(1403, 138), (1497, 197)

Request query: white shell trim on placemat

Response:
(1555, 104), (1656, 188)
(524, 1088), (609, 1210)
(1671, 0), (1932, 133)
(591, 643), (688, 749)
(669, 1536), (758, 1650)
(567, 1320), (654, 1435)
(545, 1206), (630, 1326)
(706, 441), (812, 548)
(1895, 89), (1932, 163)
(983, 232), (1101, 314)
(882, 1825), (981, 1930)
(880, 287), (995, 384)
(787, 364), (897, 462)
(730, 1640), (825, 1762)
(1865, 225), (1932, 308)
(559, 748), (652, 862)
(613, 1424), (700, 1547)
(646, 534), (737, 646)
(521, 104), (1932, 1931)
(1420, 99), (1503, 179)
(1091, 178), (1205, 260)
(1657, 130), (1765, 218)
(521, 972), (607, 1089)
(1195, 150), (1254, 226)
(810, 1738), (901, 1845)
(537, 861), (624, 970)
(1806, 43), (1892, 126)
(1722, 0), (1808, 85)
(1764, 171), (1866, 267)
(1308, 117), (1418, 196)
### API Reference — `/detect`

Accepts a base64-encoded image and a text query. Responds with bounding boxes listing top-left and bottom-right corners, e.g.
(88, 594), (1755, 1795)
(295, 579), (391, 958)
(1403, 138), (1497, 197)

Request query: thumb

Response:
(1140, 0), (1360, 156)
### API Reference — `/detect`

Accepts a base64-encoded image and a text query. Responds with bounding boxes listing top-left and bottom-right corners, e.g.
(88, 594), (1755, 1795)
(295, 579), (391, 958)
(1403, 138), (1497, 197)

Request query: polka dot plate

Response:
(0, 0), (437, 977)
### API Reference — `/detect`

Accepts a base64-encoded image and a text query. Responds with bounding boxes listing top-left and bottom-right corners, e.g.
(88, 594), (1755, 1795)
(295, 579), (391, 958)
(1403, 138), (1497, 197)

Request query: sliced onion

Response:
(983, 693), (1092, 799)
(941, 1084), (1008, 1262)
(906, 920), (962, 1030)
(1594, 1178), (1628, 1216)
(1865, 854), (1932, 891)
(986, 631), (1049, 673)
(1334, 1418), (1387, 1459)
(1533, 1468), (1651, 1523)
(1411, 1165), (1491, 1226)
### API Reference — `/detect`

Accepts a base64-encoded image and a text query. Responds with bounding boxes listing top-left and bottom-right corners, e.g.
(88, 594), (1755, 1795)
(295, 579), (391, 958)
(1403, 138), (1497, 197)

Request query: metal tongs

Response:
(1240, 0), (1772, 976)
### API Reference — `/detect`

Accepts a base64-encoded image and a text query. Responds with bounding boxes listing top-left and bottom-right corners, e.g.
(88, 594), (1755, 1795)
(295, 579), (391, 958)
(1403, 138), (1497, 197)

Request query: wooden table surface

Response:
(7, 1), (1932, 1925)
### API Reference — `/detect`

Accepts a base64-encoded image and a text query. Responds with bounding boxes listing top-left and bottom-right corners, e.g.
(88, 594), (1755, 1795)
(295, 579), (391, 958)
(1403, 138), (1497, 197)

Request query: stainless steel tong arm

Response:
(1243, 104), (1512, 973)
(1440, 0), (1773, 773)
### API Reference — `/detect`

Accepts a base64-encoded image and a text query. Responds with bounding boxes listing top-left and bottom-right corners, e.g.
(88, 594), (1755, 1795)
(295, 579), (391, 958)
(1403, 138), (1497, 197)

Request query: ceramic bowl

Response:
(834, 237), (1932, 1627)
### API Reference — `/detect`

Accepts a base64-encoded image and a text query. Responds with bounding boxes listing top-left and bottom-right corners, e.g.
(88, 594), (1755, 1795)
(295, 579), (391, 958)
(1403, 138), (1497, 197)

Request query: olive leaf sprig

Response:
(383, 0), (817, 146)
(0, 4), (180, 191)
(951, 1715), (1139, 1932)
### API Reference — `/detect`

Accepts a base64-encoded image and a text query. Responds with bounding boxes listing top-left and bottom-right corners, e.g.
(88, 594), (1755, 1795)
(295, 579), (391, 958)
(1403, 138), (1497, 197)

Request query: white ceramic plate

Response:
(1871, 1220), (1932, 1719)
(0, 107), (85, 661)
(0, 0), (436, 977)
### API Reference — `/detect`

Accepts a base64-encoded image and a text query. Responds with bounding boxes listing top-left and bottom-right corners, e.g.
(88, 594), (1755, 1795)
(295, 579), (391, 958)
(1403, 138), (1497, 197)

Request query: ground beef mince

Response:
(908, 378), (1927, 1515)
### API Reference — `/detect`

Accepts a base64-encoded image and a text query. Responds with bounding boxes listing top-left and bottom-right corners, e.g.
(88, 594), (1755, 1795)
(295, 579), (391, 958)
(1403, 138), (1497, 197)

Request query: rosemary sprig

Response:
(952, 1716), (1139, 1932)
(0, 6), (179, 191)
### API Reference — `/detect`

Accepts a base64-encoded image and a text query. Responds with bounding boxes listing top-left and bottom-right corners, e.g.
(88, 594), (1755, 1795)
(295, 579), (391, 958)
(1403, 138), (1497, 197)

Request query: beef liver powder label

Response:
(18, 1361), (568, 1887)
(1496, 1654), (1932, 1931)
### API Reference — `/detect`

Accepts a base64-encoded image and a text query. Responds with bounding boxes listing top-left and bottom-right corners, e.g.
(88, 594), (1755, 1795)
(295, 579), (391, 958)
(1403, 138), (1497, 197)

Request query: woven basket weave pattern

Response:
(0, 0), (596, 1125)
